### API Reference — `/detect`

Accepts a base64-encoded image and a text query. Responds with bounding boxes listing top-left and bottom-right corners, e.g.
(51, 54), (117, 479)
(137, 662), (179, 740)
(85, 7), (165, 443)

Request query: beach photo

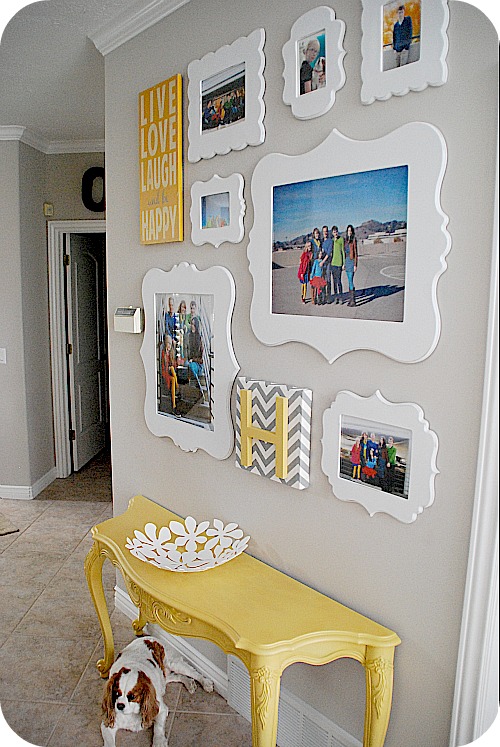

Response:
(340, 415), (411, 499)
(201, 62), (245, 132)
(272, 164), (408, 322)
(201, 191), (230, 229)
(155, 293), (214, 428)
(297, 30), (326, 95)
(382, 0), (421, 71)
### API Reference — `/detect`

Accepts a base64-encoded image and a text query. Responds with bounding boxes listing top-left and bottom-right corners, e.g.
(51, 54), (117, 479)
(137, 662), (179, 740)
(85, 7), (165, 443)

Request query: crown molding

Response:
(89, 0), (192, 56)
(0, 126), (104, 154)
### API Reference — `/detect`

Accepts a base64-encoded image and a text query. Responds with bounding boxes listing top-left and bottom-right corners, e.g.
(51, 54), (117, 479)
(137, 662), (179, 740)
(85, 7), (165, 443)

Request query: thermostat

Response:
(114, 307), (143, 333)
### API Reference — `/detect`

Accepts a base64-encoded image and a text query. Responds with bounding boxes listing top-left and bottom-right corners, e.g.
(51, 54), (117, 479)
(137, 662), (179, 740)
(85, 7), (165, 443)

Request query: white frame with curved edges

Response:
(247, 122), (450, 364)
(321, 389), (439, 523)
(187, 28), (265, 162)
(141, 264), (239, 459)
(190, 173), (245, 248)
(360, 0), (449, 105)
(282, 6), (346, 120)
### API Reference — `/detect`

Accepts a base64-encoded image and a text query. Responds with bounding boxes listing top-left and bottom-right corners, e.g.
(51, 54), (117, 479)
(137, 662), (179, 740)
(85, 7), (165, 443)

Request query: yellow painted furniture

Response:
(85, 495), (401, 747)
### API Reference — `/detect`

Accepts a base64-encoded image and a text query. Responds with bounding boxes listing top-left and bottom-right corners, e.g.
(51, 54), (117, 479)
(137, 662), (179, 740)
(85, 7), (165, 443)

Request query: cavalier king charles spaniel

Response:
(101, 636), (213, 747)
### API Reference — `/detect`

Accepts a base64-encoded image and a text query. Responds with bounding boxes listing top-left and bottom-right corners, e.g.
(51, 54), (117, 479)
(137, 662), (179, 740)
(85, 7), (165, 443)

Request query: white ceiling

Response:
(0, 0), (148, 148)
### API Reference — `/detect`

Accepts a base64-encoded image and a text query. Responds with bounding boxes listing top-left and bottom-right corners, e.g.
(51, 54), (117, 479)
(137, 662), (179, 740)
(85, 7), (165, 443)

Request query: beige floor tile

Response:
(167, 712), (252, 747)
(1, 700), (66, 747)
(0, 579), (45, 645)
(0, 635), (96, 703)
(0, 547), (68, 586)
(0, 532), (21, 553)
(177, 684), (236, 714)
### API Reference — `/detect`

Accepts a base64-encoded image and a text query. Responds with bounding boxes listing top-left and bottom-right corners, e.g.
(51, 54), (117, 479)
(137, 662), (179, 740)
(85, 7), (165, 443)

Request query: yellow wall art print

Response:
(139, 73), (183, 244)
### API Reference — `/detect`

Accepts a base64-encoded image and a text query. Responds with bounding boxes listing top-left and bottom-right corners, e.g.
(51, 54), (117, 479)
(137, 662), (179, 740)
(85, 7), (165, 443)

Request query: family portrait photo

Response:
(298, 29), (326, 95)
(201, 62), (246, 131)
(201, 191), (230, 229)
(339, 416), (411, 499)
(271, 164), (408, 322)
(155, 292), (214, 428)
(382, 0), (421, 71)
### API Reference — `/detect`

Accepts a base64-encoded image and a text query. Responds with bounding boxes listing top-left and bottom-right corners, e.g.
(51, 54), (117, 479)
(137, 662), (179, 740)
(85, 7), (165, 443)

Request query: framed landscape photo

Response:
(282, 6), (346, 120)
(190, 173), (245, 247)
(141, 264), (239, 459)
(361, 0), (449, 104)
(187, 28), (266, 162)
(321, 390), (439, 523)
(247, 122), (450, 364)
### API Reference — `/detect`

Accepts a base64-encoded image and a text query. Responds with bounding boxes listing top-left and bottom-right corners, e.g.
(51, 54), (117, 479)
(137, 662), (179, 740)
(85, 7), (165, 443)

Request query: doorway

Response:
(48, 220), (108, 478)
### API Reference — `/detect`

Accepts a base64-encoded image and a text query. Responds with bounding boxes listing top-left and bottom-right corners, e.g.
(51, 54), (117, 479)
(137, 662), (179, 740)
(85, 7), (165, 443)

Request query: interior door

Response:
(67, 233), (108, 471)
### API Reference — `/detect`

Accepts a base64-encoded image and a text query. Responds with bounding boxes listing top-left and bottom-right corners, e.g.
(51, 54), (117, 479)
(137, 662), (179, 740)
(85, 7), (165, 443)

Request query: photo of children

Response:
(382, 0), (421, 71)
(298, 30), (326, 95)
(155, 293), (214, 429)
(201, 62), (245, 131)
(340, 416), (411, 499)
(202, 191), (230, 229)
(272, 165), (408, 322)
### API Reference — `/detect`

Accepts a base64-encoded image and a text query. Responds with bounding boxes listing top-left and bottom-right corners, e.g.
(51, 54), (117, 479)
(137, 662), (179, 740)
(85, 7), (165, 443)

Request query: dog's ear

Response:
(102, 672), (121, 727)
(135, 670), (159, 728)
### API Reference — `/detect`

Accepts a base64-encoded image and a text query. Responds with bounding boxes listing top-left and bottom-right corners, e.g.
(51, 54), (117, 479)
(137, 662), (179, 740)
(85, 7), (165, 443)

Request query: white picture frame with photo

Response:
(187, 28), (266, 162)
(360, 0), (449, 105)
(321, 390), (439, 523)
(141, 264), (239, 459)
(190, 173), (245, 248)
(247, 122), (450, 364)
(282, 6), (346, 120)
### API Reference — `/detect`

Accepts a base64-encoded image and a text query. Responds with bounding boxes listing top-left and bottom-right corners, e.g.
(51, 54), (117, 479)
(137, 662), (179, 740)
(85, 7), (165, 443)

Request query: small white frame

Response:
(187, 28), (266, 162)
(140, 264), (239, 459)
(321, 390), (439, 523)
(190, 173), (245, 248)
(282, 6), (346, 120)
(360, 0), (449, 105)
(247, 122), (450, 364)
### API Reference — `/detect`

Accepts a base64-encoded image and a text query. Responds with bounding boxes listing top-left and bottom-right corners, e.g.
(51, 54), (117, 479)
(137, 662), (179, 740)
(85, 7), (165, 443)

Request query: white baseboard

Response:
(114, 587), (361, 747)
(0, 467), (56, 500)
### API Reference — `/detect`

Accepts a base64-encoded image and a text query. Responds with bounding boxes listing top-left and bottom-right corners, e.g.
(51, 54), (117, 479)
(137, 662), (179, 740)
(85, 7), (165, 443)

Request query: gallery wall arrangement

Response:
(132, 4), (453, 523)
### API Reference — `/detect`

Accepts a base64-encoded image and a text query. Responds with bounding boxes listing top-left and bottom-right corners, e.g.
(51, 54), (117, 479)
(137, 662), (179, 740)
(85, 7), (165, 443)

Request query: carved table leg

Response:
(84, 542), (114, 678)
(132, 606), (148, 637)
(249, 657), (282, 747)
(363, 646), (395, 747)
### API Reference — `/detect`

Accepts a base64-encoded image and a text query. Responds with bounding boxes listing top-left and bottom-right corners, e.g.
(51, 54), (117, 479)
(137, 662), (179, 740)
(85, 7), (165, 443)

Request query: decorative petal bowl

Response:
(125, 517), (250, 572)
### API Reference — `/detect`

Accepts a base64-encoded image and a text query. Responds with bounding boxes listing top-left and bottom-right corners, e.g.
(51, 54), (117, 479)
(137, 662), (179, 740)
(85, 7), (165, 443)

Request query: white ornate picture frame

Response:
(190, 173), (245, 248)
(361, 0), (449, 105)
(141, 264), (239, 459)
(321, 390), (439, 523)
(248, 122), (450, 364)
(187, 28), (266, 162)
(282, 6), (346, 119)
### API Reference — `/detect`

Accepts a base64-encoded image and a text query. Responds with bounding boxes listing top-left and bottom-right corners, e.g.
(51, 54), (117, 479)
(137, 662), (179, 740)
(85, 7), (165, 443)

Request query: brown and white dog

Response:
(101, 636), (213, 747)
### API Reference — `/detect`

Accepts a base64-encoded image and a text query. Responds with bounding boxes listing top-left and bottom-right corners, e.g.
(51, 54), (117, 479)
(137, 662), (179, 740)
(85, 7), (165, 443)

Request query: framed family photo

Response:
(140, 264), (239, 459)
(321, 390), (439, 523)
(187, 28), (266, 162)
(282, 6), (346, 120)
(190, 173), (245, 247)
(247, 122), (450, 364)
(361, 0), (449, 104)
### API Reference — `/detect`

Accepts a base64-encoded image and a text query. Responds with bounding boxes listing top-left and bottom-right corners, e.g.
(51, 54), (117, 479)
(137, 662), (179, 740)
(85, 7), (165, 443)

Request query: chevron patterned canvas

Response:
(235, 378), (312, 489)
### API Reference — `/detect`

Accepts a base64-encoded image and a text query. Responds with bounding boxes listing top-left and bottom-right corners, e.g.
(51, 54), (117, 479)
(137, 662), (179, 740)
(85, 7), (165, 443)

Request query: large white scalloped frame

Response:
(141, 264), (239, 459)
(282, 6), (346, 120)
(248, 123), (450, 364)
(321, 390), (439, 523)
(360, 0), (449, 105)
(187, 28), (266, 162)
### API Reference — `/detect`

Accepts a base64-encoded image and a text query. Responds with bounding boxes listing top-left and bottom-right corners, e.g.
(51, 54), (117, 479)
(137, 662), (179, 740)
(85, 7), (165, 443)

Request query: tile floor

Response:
(0, 452), (252, 747)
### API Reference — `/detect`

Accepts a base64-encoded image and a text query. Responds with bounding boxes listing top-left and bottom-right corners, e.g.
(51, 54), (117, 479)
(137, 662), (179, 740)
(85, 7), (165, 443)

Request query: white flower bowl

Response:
(125, 517), (250, 572)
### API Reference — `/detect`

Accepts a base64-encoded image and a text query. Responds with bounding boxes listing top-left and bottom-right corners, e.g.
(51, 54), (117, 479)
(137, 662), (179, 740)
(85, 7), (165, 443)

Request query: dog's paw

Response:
(186, 678), (198, 694)
(201, 677), (214, 693)
(152, 736), (168, 747)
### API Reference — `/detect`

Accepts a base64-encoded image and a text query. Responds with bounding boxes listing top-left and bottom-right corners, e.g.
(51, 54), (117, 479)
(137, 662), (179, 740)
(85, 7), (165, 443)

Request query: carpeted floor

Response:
(36, 448), (112, 502)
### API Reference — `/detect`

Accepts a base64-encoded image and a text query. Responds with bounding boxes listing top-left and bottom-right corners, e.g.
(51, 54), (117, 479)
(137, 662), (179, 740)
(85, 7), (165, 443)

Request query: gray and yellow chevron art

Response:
(235, 377), (312, 489)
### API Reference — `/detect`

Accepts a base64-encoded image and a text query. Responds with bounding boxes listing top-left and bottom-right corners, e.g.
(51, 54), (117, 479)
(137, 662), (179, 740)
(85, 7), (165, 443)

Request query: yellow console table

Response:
(85, 495), (400, 747)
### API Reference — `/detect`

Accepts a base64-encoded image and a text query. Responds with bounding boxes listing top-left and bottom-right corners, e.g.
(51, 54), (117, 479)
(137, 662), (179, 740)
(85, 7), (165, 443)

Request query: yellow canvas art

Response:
(139, 74), (183, 244)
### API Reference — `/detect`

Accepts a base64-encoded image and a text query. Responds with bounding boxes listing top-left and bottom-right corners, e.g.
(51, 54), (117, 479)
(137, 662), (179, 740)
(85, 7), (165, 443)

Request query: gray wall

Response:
(0, 145), (105, 490)
(104, 1), (497, 745)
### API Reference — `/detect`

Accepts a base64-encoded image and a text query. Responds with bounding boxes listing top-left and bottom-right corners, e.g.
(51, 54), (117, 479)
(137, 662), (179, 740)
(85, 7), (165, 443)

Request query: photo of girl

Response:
(298, 31), (326, 95)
